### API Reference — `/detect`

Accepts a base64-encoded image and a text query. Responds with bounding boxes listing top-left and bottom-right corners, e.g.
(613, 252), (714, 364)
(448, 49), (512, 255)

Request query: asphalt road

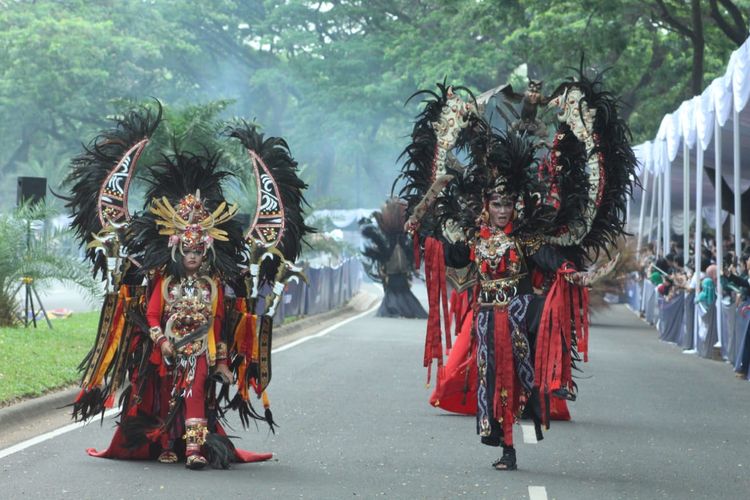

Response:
(1, 290), (749, 499)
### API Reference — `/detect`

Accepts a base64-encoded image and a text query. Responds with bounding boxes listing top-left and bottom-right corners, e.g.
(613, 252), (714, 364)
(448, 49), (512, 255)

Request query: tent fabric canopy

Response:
(636, 36), (750, 175)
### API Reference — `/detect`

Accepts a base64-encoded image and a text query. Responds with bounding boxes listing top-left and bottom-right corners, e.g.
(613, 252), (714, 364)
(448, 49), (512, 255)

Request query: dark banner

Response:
(276, 258), (363, 321)
(680, 292), (695, 350)
(658, 292), (684, 344)
(643, 281), (658, 325)
(734, 301), (750, 379)
(625, 278), (640, 311)
(721, 302), (736, 362)
(696, 304), (718, 359)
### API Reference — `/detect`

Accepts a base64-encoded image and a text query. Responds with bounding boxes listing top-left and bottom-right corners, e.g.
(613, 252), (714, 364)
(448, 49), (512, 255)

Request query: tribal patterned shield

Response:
(245, 149), (286, 247)
(97, 138), (149, 226)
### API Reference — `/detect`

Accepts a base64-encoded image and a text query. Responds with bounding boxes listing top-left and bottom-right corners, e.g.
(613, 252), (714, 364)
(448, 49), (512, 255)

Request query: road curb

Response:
(0, 289), (381, 431)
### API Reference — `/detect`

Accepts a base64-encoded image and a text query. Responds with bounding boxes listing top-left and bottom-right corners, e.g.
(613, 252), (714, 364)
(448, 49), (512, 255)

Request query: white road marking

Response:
(272, 301), (380, 353)
(0, 408), (118, 460)
(521, 424), (538, 444)
(0, 301), (381, 460)
(528, 485), (548, 500)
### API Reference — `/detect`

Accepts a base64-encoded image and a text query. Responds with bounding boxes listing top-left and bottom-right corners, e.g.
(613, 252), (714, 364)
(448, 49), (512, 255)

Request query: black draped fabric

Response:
(658, 293), (684, 344)
(377, 274), (428, 318)
(733, 300), (750, 378)
(734, 329), (750, 380)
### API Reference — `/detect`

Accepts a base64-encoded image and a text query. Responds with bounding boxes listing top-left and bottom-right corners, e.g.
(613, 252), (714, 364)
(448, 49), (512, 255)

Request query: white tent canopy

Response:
(633, 36), (750, 250)
(632, 34), (750, 349)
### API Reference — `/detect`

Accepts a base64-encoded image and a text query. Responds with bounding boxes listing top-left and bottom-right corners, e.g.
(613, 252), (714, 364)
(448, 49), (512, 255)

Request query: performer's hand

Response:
(596, 253), (620, 279)
(404, 216), (418, 235)
(215, 363), (235, 385)
(160, 341), (174, 359)
(567, 254), (620, 287)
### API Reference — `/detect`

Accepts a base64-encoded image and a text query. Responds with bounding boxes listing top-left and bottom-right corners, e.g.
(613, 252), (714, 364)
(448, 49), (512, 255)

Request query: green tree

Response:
(2, 0), (748, 210)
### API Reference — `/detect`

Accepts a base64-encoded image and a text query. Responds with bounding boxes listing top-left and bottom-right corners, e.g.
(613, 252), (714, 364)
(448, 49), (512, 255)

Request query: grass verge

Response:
(0, 311), (98, 405)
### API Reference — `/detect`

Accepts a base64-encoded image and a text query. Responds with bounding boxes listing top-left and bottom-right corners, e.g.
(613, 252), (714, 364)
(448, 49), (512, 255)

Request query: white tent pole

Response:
(694, 146), (704, 350)
(683, 141), (691, 267)
(695, 150), (704, 264)
(664, 156), (672, 254)
(636, 169), (650, 260)
(656, 169), (664, 256)
(734, 107), (742, 259)
(648, 166), (659, 253)
(714, 115), (723, 349)
(682, 141), (690, 266)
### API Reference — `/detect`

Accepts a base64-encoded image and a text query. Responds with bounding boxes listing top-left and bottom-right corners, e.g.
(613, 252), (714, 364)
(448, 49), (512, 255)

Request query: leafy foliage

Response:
(0, 202), (99, 326)
(0, 0), (747, 211)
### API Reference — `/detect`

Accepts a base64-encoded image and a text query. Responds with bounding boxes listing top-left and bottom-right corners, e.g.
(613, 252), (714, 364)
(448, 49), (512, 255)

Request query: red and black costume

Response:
(62, 104), (312, 469)
(396, 67), (637, 468)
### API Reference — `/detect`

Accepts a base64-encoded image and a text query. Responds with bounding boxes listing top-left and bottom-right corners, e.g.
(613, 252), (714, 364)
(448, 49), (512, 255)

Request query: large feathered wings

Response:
(396, 68), (638, 261)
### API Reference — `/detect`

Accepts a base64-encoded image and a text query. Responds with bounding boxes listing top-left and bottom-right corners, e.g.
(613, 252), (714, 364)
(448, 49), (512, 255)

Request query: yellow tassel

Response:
(92, 286), (129, 387)
(251, 314), (260, 363)
(207, 279), (219, 366)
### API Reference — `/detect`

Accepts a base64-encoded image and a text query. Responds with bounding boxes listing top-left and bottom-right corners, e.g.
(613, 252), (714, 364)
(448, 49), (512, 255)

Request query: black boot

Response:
(492, 445), (517, 471)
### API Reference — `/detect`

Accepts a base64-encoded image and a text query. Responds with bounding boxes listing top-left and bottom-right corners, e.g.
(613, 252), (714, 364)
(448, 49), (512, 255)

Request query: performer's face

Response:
(182, 250), (204, 274)
(488, 195), (514, 229)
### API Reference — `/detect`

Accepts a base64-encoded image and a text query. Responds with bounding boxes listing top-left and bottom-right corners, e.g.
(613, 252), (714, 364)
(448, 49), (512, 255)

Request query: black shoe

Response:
(492, 446), (517, 471)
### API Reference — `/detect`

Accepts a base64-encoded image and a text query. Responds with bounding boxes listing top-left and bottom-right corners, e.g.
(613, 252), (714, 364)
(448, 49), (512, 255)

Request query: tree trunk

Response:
(690, 0), (705, 96)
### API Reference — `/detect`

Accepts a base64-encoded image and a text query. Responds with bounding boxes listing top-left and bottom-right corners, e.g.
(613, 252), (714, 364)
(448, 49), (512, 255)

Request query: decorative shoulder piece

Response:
(518, 233), (544, 255)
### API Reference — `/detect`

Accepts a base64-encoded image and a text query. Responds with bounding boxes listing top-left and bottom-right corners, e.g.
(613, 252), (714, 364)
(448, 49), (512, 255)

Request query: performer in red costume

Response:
(397, 67), (636, 470)
(63, 104), (312, 469)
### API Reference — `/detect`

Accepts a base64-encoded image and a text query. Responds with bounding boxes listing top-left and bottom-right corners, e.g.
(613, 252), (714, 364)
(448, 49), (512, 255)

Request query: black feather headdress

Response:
(126, 152), (245, 281)
(61, 103), (162, 280)
(359, 198), (413, 282)
(225, 122), (314, 262)
(396, 82), (478, 238)
(438, 128), (555, 240)
(546, 65), (638, 261)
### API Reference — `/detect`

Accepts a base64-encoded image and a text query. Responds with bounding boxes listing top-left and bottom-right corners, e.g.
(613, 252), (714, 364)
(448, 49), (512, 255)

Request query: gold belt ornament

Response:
(479, 276), (524, 306)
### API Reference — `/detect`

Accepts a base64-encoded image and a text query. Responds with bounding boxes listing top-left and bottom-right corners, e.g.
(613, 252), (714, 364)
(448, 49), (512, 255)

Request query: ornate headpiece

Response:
(126, 152), (246, 280)
(149, 189), (239, 261)
(486, 176), (518, 204)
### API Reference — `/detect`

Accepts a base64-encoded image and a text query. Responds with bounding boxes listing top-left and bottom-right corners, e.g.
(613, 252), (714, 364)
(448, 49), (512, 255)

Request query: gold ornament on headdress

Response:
(486, 175), (516, 205)
(149, 189), (239, 261)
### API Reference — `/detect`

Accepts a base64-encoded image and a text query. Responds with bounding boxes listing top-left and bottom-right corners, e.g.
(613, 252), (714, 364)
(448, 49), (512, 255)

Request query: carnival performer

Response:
(397, 67), (636, 470)
(360, 197), (428, 318)
(62, 104), (312, 469)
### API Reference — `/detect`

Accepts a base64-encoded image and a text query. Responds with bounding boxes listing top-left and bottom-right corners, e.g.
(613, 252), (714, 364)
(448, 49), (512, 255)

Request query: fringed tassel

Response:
(226, 392), (265, 429)
(262, 391), (277, 434)
(449, 289), (458, 337)
(423, 237), (450, 384)
(492, 308), (515, 447)
(70, 387), (106, 422)
(413, 232), (421, 269)
(578, 287), (590, 361)
(534, 268), (575, 428)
